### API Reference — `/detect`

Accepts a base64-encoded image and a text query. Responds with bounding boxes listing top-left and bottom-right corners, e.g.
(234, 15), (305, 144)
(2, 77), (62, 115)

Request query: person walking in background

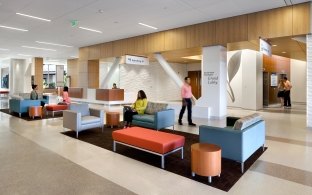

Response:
(277, 79), (285, 107)
(112, 83), (117, 89)
(178, 77), (196, 126)
(124, 90), (147, 128)
(283, 76), (292, 108)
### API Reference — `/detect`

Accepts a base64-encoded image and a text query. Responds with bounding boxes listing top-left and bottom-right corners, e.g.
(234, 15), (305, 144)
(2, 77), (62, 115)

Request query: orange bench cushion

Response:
(46, 104), (68, 111)
(112, 127), (185, 154)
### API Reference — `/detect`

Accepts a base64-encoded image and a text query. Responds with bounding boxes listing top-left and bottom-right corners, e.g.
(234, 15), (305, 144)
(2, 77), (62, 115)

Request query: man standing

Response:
(283, 76), (292, 108)
(178, 77), (196, 126)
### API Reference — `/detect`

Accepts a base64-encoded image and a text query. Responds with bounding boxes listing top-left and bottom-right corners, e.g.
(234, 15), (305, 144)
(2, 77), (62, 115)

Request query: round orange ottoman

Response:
(106, 112), (120, 128)
(191, 143), (221, 183)
(28, 106), (43, 119)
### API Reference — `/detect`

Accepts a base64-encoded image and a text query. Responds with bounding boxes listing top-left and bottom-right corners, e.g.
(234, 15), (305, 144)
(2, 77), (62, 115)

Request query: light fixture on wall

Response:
(16, 13), (51, 22)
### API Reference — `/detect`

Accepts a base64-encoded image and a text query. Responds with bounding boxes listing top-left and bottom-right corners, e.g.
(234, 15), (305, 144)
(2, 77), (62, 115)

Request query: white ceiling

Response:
(0, 0), (310, 61)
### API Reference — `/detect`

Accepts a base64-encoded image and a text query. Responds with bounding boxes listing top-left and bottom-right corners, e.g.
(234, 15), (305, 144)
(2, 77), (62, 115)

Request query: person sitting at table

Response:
(112, 83), (118, 89)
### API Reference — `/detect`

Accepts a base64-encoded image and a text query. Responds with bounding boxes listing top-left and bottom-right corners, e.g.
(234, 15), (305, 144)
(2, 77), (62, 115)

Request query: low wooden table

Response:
(28, 106), (43, 119)
(106, 112), (120, 128)
(191, 143), (221, 183)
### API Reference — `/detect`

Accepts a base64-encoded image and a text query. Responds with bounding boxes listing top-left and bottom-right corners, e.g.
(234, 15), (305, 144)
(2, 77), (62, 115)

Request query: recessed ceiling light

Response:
(272, 44), (277, 47)
(282, 51), (287, 53)
(22, 46), (56, 51)
(70, 56), (78, 58)
(182, 55), (202, 60)
(36, 41), (73, 48)
(0, 48), (9, 51)
(16, 13), (51, 22)
(0, 25), (28, 32)
(78, 26), (102, 33)
(138, 23), (158, 30)
(18, 54), (32, 57)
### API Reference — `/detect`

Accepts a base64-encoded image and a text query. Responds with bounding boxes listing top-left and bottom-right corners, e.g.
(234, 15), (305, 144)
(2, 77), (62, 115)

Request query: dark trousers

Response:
(124, 110), (138, 123)
(284, 90), (291, 107)
(179, 98), (192, 123)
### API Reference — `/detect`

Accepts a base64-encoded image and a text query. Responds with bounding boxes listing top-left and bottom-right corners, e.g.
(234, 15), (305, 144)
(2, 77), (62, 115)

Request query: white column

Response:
(100, 57), (121, 89)
(197, 46), (227, 119)
(307, 34), (312, 127)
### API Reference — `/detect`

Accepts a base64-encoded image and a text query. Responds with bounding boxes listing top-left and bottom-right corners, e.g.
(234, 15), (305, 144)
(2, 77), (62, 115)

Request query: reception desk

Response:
(96, 89), (124, 101)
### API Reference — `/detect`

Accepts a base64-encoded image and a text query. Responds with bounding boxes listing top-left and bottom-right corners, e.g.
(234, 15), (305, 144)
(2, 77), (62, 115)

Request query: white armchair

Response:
(63, 103), (104, 138)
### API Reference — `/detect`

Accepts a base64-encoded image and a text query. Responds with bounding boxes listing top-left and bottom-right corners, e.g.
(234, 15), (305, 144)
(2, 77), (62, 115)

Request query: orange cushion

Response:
(46, 105), (68, 111)
(112, 127), (185, 154)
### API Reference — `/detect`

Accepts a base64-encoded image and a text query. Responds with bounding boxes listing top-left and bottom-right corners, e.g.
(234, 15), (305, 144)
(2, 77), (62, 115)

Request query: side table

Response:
(191, 143), (221, 183)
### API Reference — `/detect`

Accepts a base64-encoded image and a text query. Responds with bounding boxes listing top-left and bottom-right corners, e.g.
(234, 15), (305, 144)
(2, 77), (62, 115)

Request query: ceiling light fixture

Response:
(0, 48), (9, 51)
(78, 26), (102, 33)
(36, 41), (73, 47)
(0, 25), (28, 31)
(282, 51), (287, 54)
(16, 13), (51, 22)
(138, 23), (158, 30)
(22, 46), (56, 51)
(18, 54), (32, 57)
(272, 44), (277, 47)
(70, 56), (78, 58)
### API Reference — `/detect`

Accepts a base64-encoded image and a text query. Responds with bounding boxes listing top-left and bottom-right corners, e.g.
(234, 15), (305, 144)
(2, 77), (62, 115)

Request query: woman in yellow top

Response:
(124, 90), (147, 128)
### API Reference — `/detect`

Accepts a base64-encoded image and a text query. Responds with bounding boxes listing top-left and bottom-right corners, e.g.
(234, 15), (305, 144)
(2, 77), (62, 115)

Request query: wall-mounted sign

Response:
(204, 71), (219, 85)
(259, 38), (272, 56)
(125, 55), (149, 65)
(270, 73), (278, 87)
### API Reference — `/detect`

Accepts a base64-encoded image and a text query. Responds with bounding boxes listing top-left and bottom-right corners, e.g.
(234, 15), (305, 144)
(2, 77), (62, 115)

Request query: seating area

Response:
(125, 101), (175, 130)
(199, 113), (265, 173)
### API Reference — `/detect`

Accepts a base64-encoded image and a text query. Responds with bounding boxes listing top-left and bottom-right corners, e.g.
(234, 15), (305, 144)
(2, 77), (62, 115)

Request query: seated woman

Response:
(61, 86), (71, 104)
(30, 84), (45, 107)
(124, 90), (147, 128)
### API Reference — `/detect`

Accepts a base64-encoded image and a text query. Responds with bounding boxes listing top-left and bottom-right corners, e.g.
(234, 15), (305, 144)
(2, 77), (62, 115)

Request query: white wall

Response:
(291, 59), (307, 103)
(227, 50), (263, 110)
(119, 61), (187, 101)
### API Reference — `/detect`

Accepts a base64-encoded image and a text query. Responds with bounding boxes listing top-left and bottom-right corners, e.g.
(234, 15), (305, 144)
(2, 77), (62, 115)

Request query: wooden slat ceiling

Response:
(159, 36), (306, 63)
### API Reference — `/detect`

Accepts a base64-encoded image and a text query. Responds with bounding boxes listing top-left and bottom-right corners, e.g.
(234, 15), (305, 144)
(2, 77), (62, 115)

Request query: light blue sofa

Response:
(126, 102), (175, 130)
(199, 113), (265, 173)
(9, 99), (41, 117)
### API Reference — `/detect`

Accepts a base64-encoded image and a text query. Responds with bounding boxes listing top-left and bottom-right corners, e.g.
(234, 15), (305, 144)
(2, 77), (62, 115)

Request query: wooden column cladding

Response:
(33, 57), (43, 91)
(67, 59), (79, 87)
(88, 60), (99, 88)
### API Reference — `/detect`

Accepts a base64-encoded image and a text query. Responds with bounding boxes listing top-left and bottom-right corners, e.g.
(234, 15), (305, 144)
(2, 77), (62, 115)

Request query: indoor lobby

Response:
(0, 0), (312, 194)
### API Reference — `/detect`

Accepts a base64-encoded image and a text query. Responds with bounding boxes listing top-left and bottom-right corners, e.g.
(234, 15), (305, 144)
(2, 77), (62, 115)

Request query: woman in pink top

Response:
(178, 77), (196, 126)
(62, 86), (71, 104)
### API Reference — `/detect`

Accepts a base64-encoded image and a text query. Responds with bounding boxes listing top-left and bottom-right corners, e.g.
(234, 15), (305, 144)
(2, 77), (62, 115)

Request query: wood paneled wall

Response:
(79, 3), (311, 60)
(87, 60), (99, 88)
(33, 57), (43, 91)
(67, 59), (79, 87)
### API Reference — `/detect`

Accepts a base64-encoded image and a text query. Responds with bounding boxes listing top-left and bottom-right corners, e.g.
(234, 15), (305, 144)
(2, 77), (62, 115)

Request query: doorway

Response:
(188, 71), (201, 99)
